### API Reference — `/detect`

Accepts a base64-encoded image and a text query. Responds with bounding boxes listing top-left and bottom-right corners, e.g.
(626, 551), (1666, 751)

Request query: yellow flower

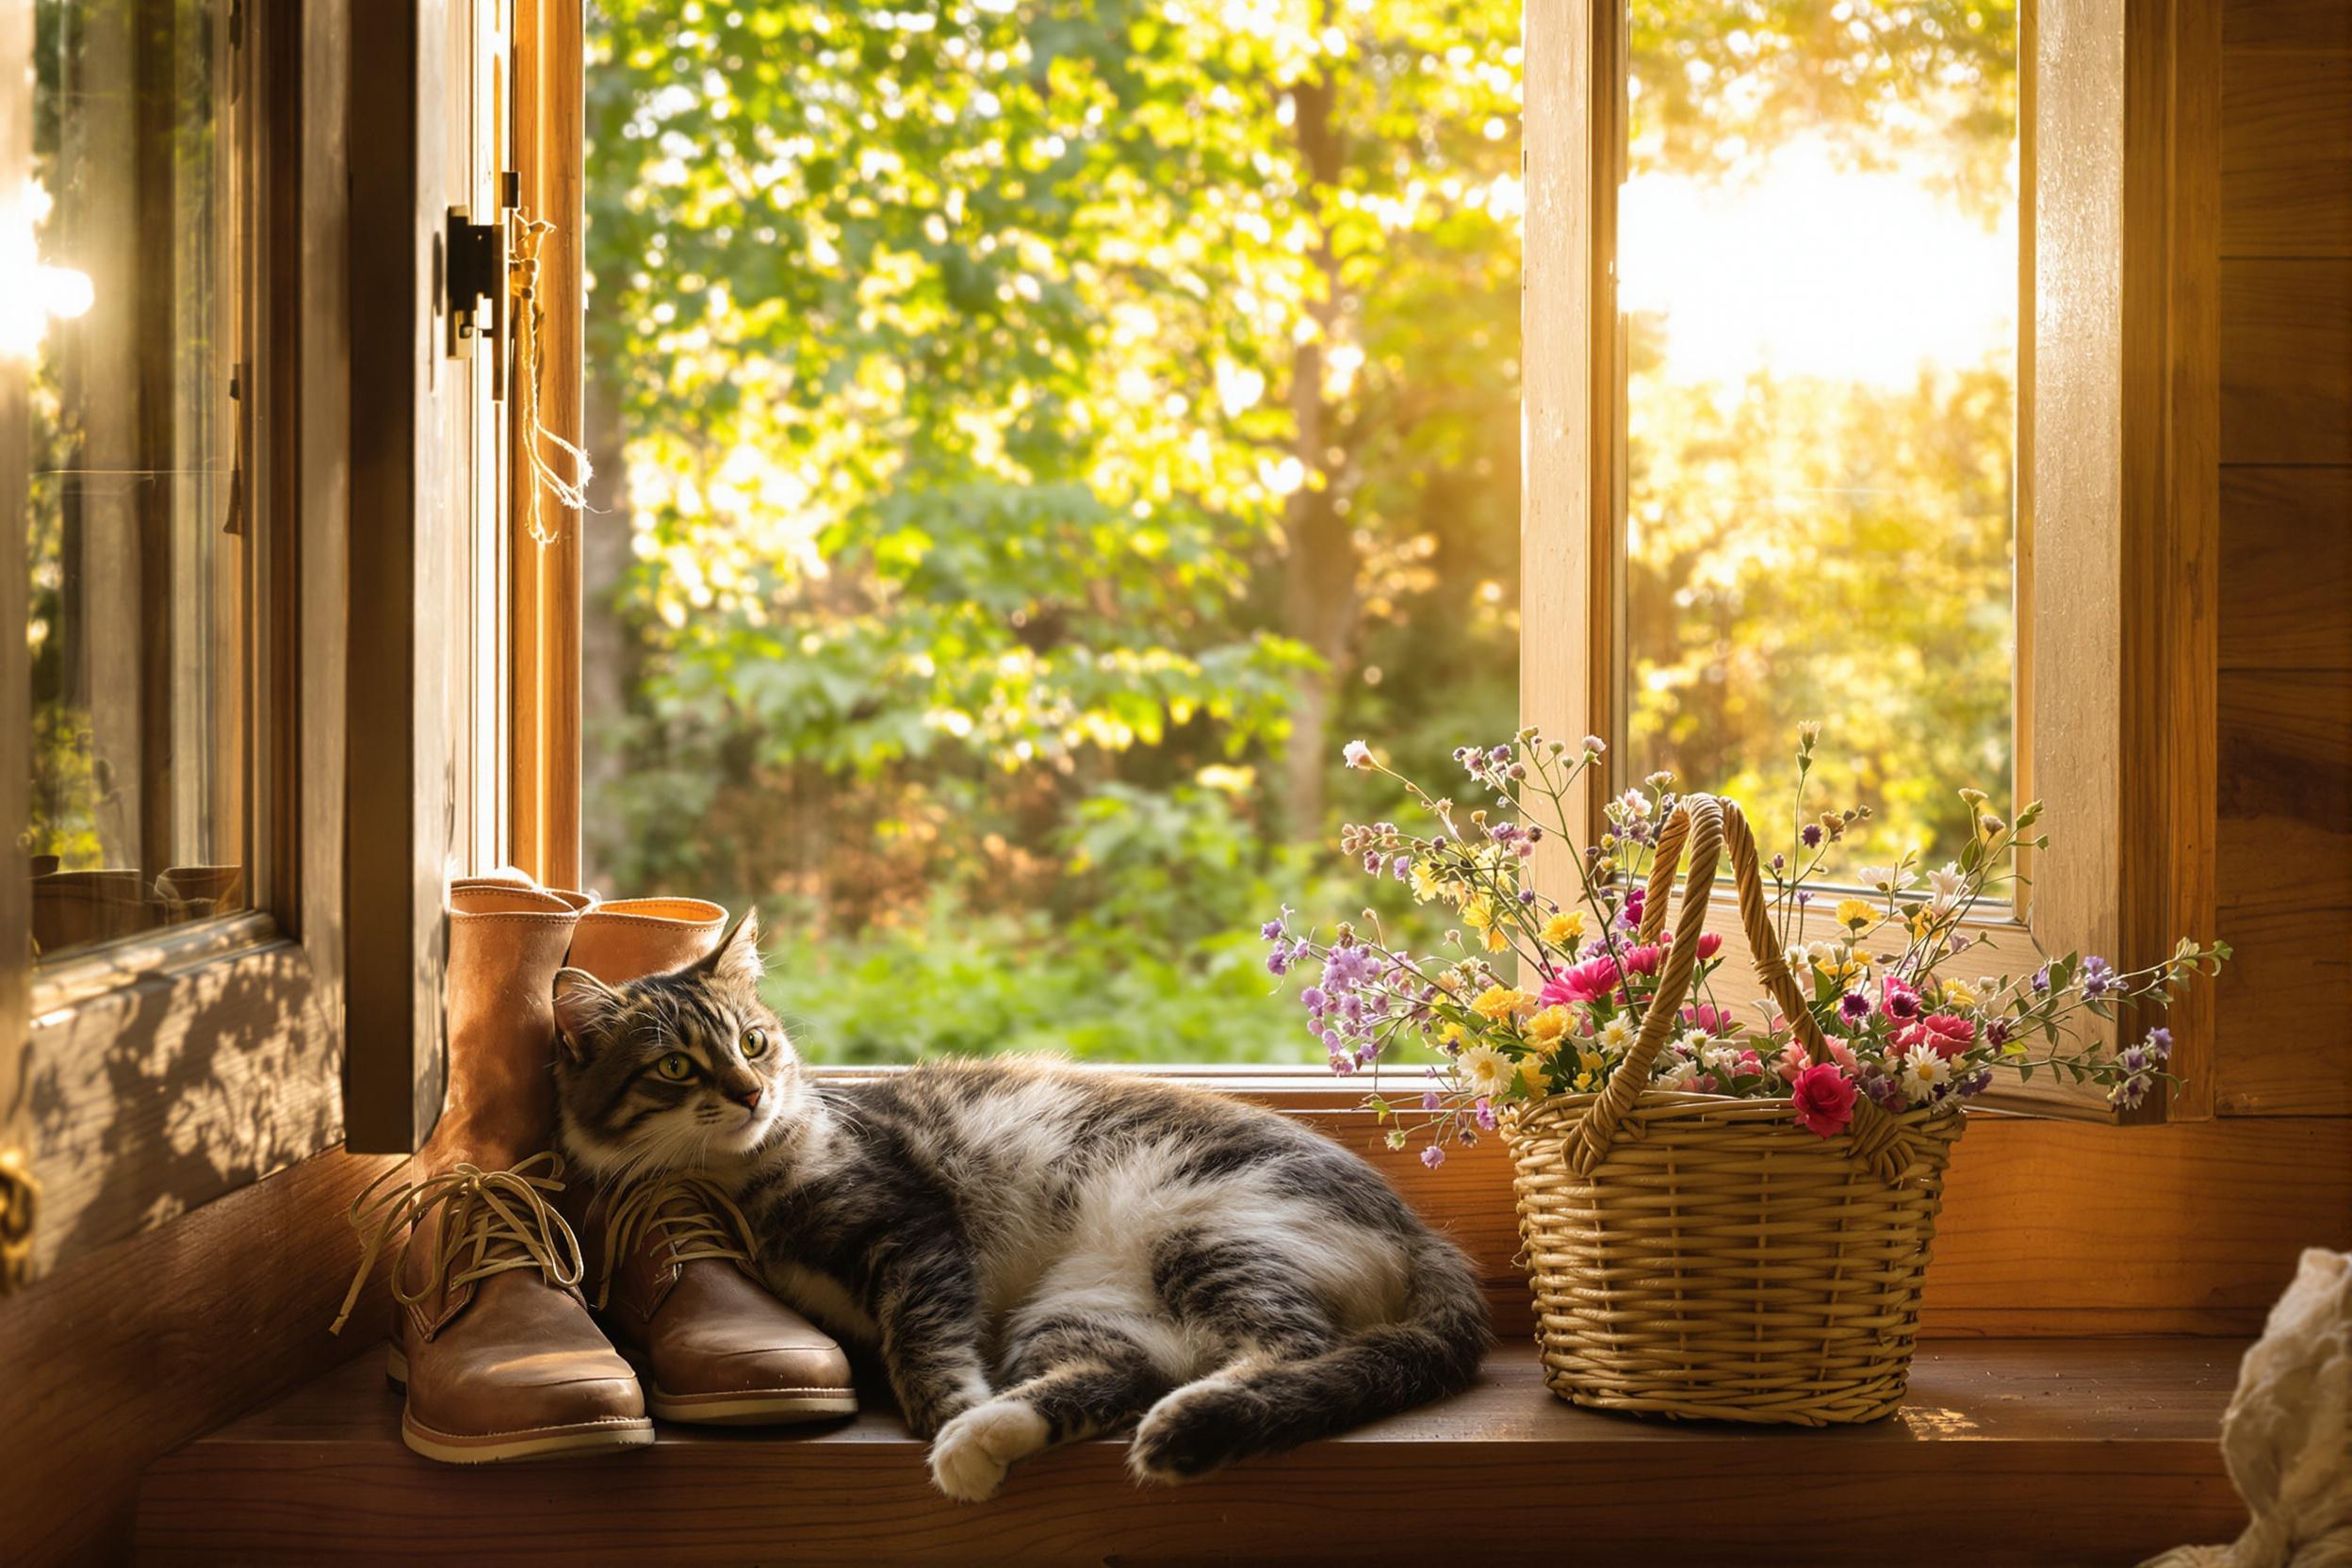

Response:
(1409, 859), (1442, 904)
(1526, 1005), (1573, 1051)
(1577, 1048), (1608, 1076)
(1462, 895), (1494, 931)
(1482, 923), (1510, 953)
(1542, 910), (1586, 947)
(1571, 1070), (1597, 1093)
(1472, 986), (1535, 1023)
(1834, 899), (1880, 936)
(1815, 949), (1863, 986)
(1516, 1056), (1551, 1095)
(1434, 1021), (1465, 1049)
(1937, 976), (1979, 1009)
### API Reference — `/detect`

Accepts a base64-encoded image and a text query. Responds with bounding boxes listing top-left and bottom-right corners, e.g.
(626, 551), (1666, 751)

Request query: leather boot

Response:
(335, 885), (652, 1463)
(564, 896), (858, 1425)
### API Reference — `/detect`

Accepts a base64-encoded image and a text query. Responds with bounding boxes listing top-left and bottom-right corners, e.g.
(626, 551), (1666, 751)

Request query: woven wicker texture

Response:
(1505, 792), (1966, 1425)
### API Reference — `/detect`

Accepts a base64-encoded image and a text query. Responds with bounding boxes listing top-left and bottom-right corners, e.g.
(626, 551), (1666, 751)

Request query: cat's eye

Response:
(741, 1028), (768, 1060)
(656, 1053), (694, 1082)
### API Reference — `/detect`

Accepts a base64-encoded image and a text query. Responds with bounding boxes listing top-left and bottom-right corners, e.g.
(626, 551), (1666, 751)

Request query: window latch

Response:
(446, 173), (520, 365)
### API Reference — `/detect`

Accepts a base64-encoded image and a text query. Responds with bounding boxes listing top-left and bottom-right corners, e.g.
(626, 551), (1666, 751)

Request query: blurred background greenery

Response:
(578, 0), (2015, 1063)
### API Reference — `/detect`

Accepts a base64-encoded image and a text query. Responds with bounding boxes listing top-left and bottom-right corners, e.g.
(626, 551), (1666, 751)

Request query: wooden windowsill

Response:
(135, 1336), (2246, 1566)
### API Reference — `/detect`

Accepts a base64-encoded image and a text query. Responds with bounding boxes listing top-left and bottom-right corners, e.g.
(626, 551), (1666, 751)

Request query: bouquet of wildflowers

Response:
(1262, 726), (2230, 1168)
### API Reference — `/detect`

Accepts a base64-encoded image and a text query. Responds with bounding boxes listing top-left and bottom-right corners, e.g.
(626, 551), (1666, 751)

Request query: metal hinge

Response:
(0, 1149), (39, 1297)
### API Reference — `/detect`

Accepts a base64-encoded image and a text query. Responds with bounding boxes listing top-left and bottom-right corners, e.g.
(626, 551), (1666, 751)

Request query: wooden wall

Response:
(2214, 0), (2352, 1115)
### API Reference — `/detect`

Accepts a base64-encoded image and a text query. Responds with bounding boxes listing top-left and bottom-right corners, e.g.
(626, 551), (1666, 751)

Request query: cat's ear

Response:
(699, 908), (763, 989)
(551, 967), (624, 1059)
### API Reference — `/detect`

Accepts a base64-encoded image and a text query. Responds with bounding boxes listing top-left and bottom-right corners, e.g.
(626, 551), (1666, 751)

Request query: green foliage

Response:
(584, 0), (2016, 1062)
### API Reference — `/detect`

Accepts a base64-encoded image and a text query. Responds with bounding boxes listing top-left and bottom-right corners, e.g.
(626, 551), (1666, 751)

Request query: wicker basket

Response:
(1504, 792), (1966, 1426)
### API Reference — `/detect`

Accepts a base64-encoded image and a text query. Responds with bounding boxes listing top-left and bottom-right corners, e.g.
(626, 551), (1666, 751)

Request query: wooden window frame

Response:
(1, 0), (352, 1285)
(1522, 0), (2219, 1120)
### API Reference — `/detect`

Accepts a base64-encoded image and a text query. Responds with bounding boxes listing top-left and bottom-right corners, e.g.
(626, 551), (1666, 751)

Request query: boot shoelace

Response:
(329, 1151), (587, 1335)
(596, 1168), (760, 1309)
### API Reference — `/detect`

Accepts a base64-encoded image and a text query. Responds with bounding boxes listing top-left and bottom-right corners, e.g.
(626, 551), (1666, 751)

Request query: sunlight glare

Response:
(1619, 140), (2016, 388)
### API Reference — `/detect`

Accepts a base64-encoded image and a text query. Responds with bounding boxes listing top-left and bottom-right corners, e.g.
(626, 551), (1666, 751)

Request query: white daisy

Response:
(1457, 1043), (1515, 1100)
(1900, 1053), (1951, 1103)
(1596, 1014), (1638, 1054)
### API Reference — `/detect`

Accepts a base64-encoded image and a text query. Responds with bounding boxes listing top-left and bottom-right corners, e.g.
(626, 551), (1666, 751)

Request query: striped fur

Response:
(553, 927), (1491, 1501)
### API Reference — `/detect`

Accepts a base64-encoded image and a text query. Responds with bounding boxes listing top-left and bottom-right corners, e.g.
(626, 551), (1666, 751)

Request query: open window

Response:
(1525, 0), (2218, 1119)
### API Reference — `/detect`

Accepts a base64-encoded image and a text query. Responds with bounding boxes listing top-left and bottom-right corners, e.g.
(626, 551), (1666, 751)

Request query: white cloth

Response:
(2145, 1249), (2352, 1568)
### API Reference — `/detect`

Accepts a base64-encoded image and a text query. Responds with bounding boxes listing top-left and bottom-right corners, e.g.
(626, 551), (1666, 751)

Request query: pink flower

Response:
(1791, 1063), (1858, 1137)
(1776, 1042), (1811, 1082)
(1544, 956), (1624, 1006)
(1827, 1039), (1860, 1074)
(1695, 932), (1723, 960)
(1620, 943), (1664, 977)
(1734, 1050), (1764, 1077)
(1880, 976), (1922, 1022)
(1897, 1012), (1976, 1061)
(1681, 1004), (1738, 1036)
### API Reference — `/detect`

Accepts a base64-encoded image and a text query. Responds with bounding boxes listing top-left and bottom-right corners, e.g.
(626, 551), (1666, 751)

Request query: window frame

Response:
(1, 0), (353, 1286)
(1522, 0), (2219, 1121)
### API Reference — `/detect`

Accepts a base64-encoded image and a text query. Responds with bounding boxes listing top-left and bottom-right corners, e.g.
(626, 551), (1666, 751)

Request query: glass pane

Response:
(21, 0), (248, 960)
(1619, 0), (2017, 881)
(580, 1), (1521, 1062)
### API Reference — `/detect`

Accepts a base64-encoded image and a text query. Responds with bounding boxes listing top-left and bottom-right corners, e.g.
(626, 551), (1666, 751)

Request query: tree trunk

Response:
(1277, 60), (1356, 842)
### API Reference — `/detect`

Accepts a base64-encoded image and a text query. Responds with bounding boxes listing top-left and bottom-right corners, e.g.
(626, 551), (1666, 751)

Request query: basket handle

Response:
(1560, 792), (1923, 1186)
(1559, 794), (1723, 1173)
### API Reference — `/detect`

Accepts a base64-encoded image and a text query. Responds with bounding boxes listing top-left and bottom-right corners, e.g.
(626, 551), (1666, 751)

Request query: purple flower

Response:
(1299, 986), (1329, 1013)
(1266, 946), (1292, 977)
(1474, 1098), (1499, 1133)
(1420, 1145), (1446, 1169)
(2081, 956), (2117, 1000)
(2146, 1026), (2174, 1063)
(2032, 964), (2051, 994)
(1838, 990), (1871, 1026)
(1329, 1052), (1357, 1076)
(1260, 918), (1285, 941)
(2120, 1046), (2150, 1075)
(1802, 824), (1823, 849)
(1956, 1066), (1995, 1099)
(1421, 1090), (1442, 1111)
(2114, 1074), (2151, 1111)
(1392, 854), (1412, 881)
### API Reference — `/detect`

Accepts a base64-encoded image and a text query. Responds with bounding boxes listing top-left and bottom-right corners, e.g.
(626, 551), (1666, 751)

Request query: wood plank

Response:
(508, 0), (586, 890)
(2225, 0), (2352, 51)
(135, 1339), (2246, 1567)
(0, 1147), (408, 1568)
(2219, 259), (2352, 464)
(2221, 47), (2352, 257)
(2213, 670), (2352, 1113)
(2220, 467), (2352, 670)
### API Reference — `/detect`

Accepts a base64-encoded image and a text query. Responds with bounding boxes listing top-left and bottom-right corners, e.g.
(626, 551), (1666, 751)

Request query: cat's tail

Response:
(1127, 1228), (1492, 1483)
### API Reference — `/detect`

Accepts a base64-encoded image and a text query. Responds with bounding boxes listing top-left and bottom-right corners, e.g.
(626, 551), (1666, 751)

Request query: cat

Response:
(550, 912), (1491, 1501)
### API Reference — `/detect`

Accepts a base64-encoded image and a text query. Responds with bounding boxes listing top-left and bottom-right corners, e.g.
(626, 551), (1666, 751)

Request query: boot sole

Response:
(642, 1382), (861, 1426)
(385, 1347), (657, 1463)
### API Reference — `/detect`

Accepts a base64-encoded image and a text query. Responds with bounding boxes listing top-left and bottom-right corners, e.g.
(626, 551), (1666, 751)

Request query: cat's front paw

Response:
(927, 1398), (1050, 1502)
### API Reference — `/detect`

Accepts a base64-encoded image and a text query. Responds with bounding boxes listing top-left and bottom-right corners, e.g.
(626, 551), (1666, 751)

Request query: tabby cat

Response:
(550, 914), (1490, 1500)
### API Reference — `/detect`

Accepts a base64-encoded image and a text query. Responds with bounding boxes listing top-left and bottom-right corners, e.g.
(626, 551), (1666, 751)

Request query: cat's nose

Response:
(731, 1085), (763, 1111)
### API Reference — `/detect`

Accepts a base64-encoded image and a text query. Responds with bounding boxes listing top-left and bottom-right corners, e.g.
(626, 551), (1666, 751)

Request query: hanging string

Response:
(508, 211), (593, 547)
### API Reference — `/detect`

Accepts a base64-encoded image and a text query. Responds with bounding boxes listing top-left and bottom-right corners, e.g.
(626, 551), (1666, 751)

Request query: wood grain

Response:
(0, 1146), (408, 1568)
(2219, 259), (2352, 465)
(507, 0), (585, 890)
(2213, 671), (2352, 1114)
(132, 1339), (2247, 1567)
(1, 0), (35, 1247)
(2219, 468), (2352, 670)
(2221, 46), (2352, 257)
(2224, 0), (2352, 51)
